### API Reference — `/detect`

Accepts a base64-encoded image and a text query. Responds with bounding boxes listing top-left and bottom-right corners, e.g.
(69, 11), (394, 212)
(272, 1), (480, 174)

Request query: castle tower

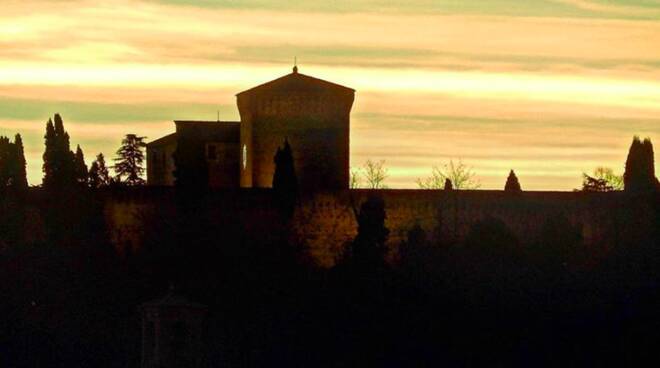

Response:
(237, 67), (355, 191)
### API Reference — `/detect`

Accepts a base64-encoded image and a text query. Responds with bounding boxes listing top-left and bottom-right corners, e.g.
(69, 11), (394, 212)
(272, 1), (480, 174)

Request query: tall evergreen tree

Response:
(12, 134), (28, 190)
(272, 138), (297, 192)
(88, 153), (111, 188)
(0, 134), (27, 246)
(0, 136), (11, 193)
(0, 134), (28, 192)
(641, 138), (658, 188)
(74, 145), (88, 186)
(273, 139), (298, 217)
(113, 134), (146, 186)
(504, 169), (522, 192)
(42, 118), (56, 188)
(42, 114), (76, 191)
(624, 136), (659, 192)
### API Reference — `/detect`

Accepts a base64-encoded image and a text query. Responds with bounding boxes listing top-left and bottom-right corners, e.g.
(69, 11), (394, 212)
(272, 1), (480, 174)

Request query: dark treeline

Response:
(0, 122), (659, 366)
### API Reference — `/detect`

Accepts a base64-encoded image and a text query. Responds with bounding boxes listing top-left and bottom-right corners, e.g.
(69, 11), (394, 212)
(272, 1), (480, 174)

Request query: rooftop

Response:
(146, 132), (176, 147)
(236, 67), (355, 97)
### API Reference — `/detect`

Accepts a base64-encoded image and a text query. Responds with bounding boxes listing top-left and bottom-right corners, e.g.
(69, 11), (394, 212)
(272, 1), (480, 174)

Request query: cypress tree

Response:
(0, 136), (10, 194)
(624, 136), (659, 192)
(272, 138), (297, 192)
(12, 134), (28, 190)
(504, 169), (522, 192)
(272, 138), (298, 217)
(43, 118), (56, 188)
(74, 145), (88, 185)
(89, 161), (100, 188)
(43, 114), (76, 191)
(0, 135), (27, 246)
(642, 138), (659, 189)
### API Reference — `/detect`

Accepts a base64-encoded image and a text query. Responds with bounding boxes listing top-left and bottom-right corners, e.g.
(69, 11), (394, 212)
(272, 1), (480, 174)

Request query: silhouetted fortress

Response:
(8, 187), (657, 269)
(108, 69), (659, 267)
(147, 66), (354, 191)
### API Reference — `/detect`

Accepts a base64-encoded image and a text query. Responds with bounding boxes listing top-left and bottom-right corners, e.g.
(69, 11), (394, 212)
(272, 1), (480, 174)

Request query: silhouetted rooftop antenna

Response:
(293, 56), (298, 74)
(217, 110), (220, 122)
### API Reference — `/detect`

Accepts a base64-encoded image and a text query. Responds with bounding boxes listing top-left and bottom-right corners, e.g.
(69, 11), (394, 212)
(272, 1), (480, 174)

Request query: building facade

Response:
(146, 67), (355, 190)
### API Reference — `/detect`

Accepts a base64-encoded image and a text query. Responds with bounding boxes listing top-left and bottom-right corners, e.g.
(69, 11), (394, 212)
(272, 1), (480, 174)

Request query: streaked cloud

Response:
(0, 0), (658, 189)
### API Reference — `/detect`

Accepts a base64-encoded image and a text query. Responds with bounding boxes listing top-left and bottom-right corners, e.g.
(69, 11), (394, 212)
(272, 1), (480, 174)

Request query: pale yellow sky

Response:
(1, 0), (659, 189)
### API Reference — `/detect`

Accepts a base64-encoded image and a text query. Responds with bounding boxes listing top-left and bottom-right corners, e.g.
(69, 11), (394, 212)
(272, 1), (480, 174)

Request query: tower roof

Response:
(146, 132), (177, 148)
(236, 69), (355, 97)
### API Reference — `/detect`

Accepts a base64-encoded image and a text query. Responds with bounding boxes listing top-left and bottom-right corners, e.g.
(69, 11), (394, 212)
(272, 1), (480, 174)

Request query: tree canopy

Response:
(363, 160), (388, 189)
(88, 153), (111, 188)
(346, 194), (390, 266)
(504, 170), (522, 192)
(0, 134), (28, 192)
(624, 136), (659, 192)
(417, 159), (480, 190)
(42, 114), (77, 191)
(113, 134), (147, 186)
(74, 145), (88, 186)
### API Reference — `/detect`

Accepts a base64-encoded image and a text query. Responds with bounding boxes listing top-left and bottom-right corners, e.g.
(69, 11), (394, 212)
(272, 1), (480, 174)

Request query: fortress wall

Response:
(28, 188), (651, 268)
(101, 187), (177, 256)
(290, 190), (656, 267)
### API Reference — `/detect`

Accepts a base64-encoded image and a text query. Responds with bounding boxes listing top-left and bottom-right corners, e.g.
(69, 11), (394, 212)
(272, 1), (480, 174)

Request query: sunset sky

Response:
(1, 0), (659, 189)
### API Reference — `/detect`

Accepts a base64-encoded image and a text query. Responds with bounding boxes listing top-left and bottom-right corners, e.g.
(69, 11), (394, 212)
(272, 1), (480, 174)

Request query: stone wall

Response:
(98, 189), (657, 268)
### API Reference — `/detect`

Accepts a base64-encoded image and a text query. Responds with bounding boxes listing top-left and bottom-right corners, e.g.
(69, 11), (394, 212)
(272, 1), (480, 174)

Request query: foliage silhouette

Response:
(504, 169), (522, 192)
(595, 167), (623, 190)
(342, 194), (389, 268)
(0, 134), (28, 193)
(581, 167), (622, 192)
(0, 134), (27, 247)
(362, 159), (388, 189)
(88, 153), (111, 188)
(114, 134), (146, 186)
(624, 136), (659, 192)
(42, 114), (77, 191)
(74, 145), (88, 186)
(273, 138), (298, 217)
(10, 134), (28, 191)
(273, 138), (297, 192)
(417, 159), (480, 189)
(582, 173), (614, 192)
